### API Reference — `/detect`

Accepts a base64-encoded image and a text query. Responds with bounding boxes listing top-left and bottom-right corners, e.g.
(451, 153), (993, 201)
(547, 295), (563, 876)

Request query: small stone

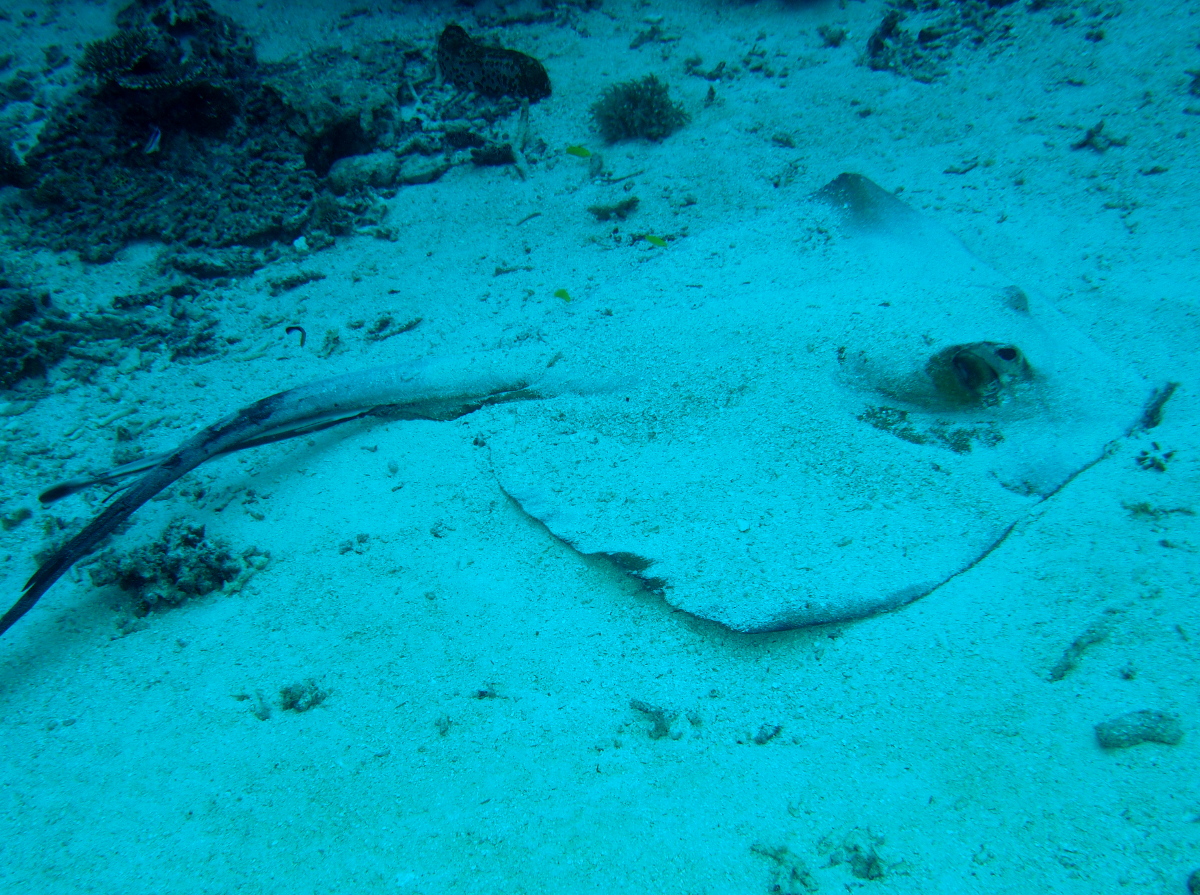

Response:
(326, 151), (399, 194)
(753, 723), (782, 745)
(397, 156), (450, 185)
(737, 519), (751, 532)
(1094, 709), (1183, 750)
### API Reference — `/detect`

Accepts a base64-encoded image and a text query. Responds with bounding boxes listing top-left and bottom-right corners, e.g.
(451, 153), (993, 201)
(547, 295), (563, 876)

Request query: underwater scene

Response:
(0, 0), (1196, 891)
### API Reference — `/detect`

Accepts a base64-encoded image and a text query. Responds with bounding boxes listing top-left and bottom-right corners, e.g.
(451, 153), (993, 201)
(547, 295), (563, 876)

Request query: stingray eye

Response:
(931, 342), (1030, 407)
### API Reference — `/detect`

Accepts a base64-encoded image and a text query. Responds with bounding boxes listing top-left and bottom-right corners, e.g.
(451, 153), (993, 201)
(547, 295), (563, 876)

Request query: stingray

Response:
(1, 174), (1169, 639)
(485, 174), (1169, 632)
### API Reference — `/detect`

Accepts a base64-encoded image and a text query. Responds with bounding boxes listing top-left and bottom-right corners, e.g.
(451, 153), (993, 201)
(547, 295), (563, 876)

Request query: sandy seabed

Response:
(0, 1), (1197, 892)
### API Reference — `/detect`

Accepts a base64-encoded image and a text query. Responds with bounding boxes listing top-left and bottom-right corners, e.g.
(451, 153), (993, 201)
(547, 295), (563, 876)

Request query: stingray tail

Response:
(0, 395), (284, 639)
(1, 455), (203, 637)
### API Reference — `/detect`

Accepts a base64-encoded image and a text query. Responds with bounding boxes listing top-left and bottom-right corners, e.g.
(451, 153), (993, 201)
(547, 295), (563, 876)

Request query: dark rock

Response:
(0, 73), (35, 103)
(264, 43), (407, 177)
(0, 142), (31, 188)
(327, 151), (400, 194)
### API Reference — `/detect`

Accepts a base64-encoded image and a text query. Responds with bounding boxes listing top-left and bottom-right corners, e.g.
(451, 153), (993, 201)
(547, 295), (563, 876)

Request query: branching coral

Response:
(80, 28), (203, 91)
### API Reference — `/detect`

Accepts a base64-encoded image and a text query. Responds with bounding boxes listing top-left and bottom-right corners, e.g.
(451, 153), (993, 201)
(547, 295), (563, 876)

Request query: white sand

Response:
(0, 0), (1197, 891)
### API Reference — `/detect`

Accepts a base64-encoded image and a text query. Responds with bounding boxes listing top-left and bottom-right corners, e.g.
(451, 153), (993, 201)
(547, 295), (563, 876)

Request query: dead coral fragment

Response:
(279, 679), (329, 713)
(89, 519), (242, 616)
(630, 698), (679, 740)
(1072, 120), (1126, 153)
(822, 829), (887, 881)
(0, 267), (69, 388)
(751, 844), (819, 894)
(863, 0), (1020, 83)
(591, 75), (689, 143)
(587, 196), (639, 221)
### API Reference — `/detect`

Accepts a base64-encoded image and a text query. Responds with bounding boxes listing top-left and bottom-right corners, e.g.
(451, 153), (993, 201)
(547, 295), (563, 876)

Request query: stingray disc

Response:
(487, 174), (1154, 632)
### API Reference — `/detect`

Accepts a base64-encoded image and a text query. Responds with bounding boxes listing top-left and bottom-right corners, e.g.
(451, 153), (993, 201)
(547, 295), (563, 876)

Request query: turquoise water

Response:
(0, 1), (1196, 892)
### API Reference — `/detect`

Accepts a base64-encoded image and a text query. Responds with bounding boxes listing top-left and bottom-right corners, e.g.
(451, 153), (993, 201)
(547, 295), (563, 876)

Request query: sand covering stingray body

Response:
(486, 174), (1157, 632)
